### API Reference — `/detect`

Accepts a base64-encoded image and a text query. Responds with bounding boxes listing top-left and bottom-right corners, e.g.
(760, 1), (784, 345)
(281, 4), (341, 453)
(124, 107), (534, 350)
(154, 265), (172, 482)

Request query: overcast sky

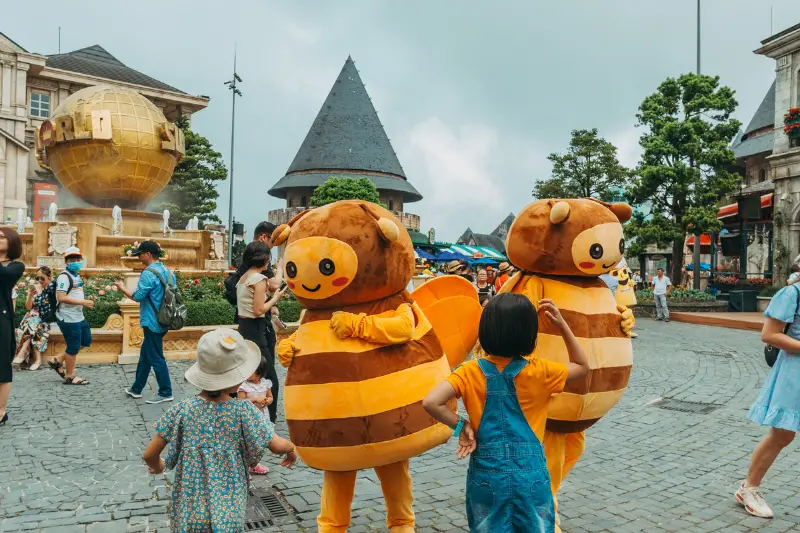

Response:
(8, 1), (800, 241)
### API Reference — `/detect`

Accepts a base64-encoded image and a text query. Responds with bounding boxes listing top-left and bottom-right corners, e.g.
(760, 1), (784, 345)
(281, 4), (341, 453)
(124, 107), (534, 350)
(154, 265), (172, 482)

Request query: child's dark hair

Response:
(479, 293), (538, 359)
(205, 390), (224, 398)
(254, 356), (268, 379)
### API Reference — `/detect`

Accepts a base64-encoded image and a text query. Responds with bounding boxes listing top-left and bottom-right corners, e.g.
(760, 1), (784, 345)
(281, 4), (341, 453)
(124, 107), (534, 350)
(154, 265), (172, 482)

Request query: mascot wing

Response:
(412, 276), (481, 369)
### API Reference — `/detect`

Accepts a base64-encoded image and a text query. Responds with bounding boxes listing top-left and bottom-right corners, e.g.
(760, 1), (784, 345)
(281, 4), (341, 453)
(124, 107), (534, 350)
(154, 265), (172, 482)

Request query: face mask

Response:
(66, 261), (83, 273)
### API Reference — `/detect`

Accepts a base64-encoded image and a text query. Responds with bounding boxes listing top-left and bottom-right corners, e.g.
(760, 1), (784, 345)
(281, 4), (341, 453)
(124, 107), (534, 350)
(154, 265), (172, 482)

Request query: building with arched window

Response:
(267, 57), (422, 230)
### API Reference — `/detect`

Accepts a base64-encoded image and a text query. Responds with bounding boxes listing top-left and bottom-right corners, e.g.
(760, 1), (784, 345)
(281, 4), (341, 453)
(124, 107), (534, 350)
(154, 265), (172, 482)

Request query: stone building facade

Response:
(0, 33), (208, 222)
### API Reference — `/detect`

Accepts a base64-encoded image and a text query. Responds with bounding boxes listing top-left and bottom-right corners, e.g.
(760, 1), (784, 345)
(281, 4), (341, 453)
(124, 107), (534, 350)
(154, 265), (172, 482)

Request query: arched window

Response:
(759, 169), (766, 183)
(388, 200), (394, 211)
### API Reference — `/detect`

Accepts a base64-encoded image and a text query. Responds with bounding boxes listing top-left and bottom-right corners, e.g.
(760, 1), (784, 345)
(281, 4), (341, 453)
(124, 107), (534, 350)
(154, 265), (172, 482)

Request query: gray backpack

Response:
(145, 267), (186, 331)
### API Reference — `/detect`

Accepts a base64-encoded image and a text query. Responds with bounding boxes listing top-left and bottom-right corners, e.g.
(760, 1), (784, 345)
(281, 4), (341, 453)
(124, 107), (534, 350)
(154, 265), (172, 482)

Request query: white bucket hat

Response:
(185, 329), (262, 391)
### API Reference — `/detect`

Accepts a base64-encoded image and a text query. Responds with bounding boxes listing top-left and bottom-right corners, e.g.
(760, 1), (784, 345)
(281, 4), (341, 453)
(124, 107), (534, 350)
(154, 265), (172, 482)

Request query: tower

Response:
(268, 56), (422, 230)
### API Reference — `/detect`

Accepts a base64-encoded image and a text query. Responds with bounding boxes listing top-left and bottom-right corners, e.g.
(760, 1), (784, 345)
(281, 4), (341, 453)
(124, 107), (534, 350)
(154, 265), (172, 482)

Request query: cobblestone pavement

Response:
(2, 319), (799, 532)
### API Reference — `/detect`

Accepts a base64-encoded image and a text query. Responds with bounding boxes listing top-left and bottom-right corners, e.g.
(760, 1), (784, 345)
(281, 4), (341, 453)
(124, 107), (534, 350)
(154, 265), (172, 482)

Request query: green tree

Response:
(310, 176), (383, 207)
(626, 73), (741, 282)
(533, 129), (630, 201)
(154, 116), (227, 228)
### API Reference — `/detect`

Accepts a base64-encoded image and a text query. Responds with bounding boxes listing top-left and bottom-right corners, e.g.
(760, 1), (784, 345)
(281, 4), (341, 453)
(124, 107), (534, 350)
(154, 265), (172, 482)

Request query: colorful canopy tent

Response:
(414, 248), (438, 261)
(446, 244), (507, 261)
(684, 262), (711, 271)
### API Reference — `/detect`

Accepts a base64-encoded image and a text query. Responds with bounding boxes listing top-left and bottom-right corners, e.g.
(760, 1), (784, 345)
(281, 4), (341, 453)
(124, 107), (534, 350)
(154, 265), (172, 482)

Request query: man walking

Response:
(651, 267), (672, 322)
(115, 241), (174, 404)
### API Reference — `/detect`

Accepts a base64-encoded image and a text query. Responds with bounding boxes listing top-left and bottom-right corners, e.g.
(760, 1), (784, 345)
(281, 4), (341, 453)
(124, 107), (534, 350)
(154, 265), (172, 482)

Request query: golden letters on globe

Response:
(35, 85), (185, 209)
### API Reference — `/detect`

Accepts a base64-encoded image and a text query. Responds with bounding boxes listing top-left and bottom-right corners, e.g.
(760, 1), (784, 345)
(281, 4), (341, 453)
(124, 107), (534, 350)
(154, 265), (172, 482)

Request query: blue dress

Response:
(155, 396), (274, 533)
(749, 285), (800, 432)
(466, 358), (555, 533)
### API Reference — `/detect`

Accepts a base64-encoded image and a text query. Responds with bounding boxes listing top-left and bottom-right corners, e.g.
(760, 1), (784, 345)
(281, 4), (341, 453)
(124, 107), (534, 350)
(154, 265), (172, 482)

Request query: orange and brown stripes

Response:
(288, 399), (457, 448)
(546, 419), (599, 433)
(302, 292), (413, 324)
(562, 365), (632, 394)
(538, 311), (628, 339)
(286, 329), (443, 386)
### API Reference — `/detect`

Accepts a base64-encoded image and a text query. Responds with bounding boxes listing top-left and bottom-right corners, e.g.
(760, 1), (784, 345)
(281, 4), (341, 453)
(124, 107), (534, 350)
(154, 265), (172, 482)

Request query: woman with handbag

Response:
(736, 283), (800, 519)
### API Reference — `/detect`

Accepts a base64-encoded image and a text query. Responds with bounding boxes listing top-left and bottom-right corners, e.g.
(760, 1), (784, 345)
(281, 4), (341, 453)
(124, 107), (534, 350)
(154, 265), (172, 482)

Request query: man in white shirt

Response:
(651, 268), (672, 322)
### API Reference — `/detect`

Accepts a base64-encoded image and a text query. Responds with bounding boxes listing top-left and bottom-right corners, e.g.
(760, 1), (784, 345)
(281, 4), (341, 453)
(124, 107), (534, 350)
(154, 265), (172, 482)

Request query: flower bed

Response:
(635, 288), (717, 302)
(785, 108), (800, 138)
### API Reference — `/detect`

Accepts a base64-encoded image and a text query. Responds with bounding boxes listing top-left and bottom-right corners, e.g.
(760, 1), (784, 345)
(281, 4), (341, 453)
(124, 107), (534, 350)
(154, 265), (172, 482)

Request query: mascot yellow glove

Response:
(331, 305), (415, 345)
(617, 305), (635, 337)
(277, 333), (299, 368)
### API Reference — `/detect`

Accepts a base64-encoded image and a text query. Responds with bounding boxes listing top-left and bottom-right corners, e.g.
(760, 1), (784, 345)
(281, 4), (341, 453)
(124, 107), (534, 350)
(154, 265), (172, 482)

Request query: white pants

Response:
(654, 294), (669, 319)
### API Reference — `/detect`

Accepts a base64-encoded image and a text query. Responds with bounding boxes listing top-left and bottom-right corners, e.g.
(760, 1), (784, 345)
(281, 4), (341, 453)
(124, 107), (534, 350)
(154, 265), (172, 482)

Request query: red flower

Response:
(193, 279), (200, 285)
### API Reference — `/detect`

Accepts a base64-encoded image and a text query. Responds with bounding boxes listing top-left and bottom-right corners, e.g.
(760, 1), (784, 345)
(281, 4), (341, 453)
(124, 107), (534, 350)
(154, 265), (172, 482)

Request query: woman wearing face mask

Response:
(0, 228), (25, 427)
(48, 247), (93, 386)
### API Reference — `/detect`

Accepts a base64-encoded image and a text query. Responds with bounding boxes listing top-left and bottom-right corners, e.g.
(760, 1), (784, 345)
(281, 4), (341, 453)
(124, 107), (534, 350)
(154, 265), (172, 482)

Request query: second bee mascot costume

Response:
(499, 198), (635, 533)
(273, 200), (482, 533)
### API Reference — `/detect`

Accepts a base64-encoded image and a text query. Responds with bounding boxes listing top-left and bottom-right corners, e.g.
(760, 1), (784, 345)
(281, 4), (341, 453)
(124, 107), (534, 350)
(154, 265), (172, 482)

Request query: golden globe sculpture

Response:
(36, 85), (185, 209)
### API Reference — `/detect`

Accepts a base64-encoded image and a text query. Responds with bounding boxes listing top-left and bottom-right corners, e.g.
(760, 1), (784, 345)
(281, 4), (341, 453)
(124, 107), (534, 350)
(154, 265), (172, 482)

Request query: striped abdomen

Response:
(284, 294), (454, 471)
(516, 276), (633, 433)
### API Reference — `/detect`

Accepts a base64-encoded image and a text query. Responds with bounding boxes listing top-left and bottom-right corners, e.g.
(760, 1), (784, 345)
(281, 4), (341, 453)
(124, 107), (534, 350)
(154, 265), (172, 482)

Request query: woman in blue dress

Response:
(736, 284), (800, 519)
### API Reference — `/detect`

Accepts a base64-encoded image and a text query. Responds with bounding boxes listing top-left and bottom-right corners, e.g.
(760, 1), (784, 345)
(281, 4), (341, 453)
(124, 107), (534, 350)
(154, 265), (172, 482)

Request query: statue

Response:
(16, 209), (24, 233)
(35, 85), (184, 209)
(162, 209), (171, 236)
(48, 203), (58, 222)
(112, 205), (123, 236)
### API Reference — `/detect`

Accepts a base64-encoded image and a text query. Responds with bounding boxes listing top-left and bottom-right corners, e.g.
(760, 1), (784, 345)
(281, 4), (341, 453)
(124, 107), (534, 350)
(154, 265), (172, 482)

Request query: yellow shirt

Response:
(446, 356), (568, 442)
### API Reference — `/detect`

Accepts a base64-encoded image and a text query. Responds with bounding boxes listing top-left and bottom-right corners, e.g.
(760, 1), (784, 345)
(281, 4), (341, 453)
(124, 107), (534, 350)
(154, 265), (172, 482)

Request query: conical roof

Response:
(270, 57), (422, 202)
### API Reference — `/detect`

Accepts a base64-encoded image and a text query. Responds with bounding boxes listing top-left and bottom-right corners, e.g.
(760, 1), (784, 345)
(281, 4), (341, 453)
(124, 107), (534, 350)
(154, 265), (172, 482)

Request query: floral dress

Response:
(155, 397), (274, 533)
(749, 285), (800, 432)
(18, 289), (53, 355)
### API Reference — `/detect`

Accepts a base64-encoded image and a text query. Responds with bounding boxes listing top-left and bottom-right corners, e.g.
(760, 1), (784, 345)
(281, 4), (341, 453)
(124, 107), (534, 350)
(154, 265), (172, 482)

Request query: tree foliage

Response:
(310, 176), (383, 207)
(533, 129), (630, 201)
(154, 116), (227, 228)
(626, 73), (741, 281)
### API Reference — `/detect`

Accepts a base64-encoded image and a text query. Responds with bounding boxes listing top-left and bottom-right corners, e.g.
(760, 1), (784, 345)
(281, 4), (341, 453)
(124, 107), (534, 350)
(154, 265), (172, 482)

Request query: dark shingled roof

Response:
(45, 45), (184, 94)
(491, 213), (515, 238)
(457, 229), (506, 255)
(270, 57), (421, 202)
(732, 82), (776, 160)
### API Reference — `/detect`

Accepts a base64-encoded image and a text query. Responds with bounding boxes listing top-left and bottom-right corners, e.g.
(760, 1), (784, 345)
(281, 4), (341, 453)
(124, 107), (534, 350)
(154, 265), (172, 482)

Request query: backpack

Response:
(764, 285), (800, 367)
(144, 266), (186, 331)
(40, 280), (60, 323)
(224, 271), (241, 306)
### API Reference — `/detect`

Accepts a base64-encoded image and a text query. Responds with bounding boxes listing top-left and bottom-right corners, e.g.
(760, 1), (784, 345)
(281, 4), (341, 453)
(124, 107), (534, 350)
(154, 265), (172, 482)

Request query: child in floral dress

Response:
(143, 329), (297, 533)
(238, 357), (273, 475)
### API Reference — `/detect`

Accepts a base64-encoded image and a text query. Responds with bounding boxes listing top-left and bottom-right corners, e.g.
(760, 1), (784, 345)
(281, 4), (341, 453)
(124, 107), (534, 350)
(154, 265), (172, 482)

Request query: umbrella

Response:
(414, 248), (438, 260)
(684, 263), (711, 272)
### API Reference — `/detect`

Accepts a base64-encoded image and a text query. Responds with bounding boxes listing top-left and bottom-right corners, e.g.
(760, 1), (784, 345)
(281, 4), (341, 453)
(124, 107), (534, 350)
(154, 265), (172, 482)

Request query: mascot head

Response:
(506, 198), (632, 277)
(271, 200), (413, 310)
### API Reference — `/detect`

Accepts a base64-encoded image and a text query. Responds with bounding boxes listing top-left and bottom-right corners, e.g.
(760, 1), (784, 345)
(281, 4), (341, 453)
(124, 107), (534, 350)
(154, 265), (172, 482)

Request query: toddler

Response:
(143, 329), (296, 533)
(238, 357), (274, 475)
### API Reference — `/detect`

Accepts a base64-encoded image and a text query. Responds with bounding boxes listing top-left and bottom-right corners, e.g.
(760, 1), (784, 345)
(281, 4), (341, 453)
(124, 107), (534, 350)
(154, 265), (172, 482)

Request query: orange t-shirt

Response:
(495, 273), (510, 292)
(446, 356), (568, 442)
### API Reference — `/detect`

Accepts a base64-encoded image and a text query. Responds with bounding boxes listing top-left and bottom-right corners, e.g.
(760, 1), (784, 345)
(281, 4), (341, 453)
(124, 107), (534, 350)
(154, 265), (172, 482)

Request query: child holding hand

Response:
(238, 357), (274, 475)
(423, 294), (590, 533)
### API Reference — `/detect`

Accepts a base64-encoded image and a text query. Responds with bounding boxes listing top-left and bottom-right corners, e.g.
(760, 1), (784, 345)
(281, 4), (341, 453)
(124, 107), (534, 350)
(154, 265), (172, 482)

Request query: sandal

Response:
(48, 360), (66, 379)
(250, 464), (270, 475)
(63, 376), (89, 385)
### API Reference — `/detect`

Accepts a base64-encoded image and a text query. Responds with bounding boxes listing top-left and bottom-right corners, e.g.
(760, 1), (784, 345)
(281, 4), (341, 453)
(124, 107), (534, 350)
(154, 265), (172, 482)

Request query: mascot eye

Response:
(319, 258), (336, 276)
(611, 270), (618, 277)
(619, 239), (625, 254)
(286, 262), (297, 279)
(589, 243), (603, 260)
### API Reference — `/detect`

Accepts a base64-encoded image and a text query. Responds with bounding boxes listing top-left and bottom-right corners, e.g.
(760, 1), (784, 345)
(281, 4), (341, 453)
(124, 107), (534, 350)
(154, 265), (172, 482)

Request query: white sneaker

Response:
(735, 481), (774, 518)
(146, 395), (174, 404)
(125, 388), (143, 399)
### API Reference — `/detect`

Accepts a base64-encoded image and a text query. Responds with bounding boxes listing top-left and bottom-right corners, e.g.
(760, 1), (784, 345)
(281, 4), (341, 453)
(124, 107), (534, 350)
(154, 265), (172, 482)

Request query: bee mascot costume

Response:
(499, 198), (635, 533)
(273, 200), (482, 533)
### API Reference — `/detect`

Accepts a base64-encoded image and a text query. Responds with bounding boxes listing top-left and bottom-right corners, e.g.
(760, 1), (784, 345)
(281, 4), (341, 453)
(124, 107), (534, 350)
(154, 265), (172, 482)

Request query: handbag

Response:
(764, 285), (800, 367)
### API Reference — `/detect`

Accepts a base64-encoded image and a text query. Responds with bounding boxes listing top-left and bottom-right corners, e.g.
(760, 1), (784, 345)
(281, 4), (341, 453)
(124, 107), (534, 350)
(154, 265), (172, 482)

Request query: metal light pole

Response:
(692, 0), (703, 290)
(225, 49), (242, 266)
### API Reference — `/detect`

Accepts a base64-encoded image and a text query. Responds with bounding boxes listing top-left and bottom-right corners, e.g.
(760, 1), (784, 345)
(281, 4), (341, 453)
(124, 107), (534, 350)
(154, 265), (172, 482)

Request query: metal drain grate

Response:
(652, 398), (722, 414)
(244, 488), (294, 531)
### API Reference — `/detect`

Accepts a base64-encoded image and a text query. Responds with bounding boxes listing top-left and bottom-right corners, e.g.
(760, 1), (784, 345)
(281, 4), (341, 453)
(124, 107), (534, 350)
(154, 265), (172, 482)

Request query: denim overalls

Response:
(466, 358), (555, 533)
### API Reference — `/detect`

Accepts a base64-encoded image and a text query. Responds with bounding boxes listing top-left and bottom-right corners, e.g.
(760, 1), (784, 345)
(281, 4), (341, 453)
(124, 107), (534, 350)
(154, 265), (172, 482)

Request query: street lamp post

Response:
(225, 50), (243, 266)
(693, 0), (703, 290)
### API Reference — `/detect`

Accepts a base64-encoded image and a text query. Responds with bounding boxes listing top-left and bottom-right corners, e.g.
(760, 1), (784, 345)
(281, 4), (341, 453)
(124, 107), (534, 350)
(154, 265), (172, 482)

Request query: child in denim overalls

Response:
(424, 294), (590, 533)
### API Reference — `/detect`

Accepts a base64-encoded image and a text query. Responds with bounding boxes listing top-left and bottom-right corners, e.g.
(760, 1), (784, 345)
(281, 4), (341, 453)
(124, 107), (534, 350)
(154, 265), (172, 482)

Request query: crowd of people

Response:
(2, 218), (800, 531)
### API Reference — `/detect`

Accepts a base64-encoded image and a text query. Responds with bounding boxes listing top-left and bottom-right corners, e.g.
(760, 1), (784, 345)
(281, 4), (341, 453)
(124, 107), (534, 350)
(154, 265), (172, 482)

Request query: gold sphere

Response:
(36, 85), (185, 209)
